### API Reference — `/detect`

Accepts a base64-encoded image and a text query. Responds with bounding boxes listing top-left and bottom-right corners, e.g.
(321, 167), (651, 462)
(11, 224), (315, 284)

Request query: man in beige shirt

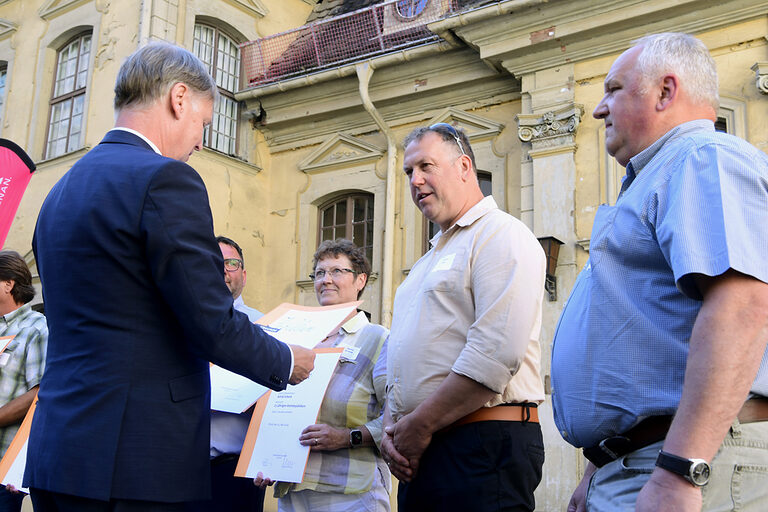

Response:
(382, 124), (546, 512)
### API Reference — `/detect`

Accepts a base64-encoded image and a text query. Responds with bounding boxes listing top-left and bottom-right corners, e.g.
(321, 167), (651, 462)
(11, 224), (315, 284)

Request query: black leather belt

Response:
(583, 397), (768, 468)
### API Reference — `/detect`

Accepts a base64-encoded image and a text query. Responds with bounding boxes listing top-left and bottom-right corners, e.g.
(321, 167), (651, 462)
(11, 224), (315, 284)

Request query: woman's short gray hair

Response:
(633, 33), (719, 111)
(114, 41), (217, 111)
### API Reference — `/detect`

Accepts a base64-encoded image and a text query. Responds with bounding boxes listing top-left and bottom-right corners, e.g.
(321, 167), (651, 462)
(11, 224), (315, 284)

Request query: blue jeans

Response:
(0, 486), (24, 512)
(586, 420), (768, 511)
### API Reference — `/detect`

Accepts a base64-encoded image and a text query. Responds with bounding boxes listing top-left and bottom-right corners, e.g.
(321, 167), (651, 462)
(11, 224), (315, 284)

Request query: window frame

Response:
(44, 31), (91, 160)
(317, 193), (375, 262)
(193, 22), (242, 156)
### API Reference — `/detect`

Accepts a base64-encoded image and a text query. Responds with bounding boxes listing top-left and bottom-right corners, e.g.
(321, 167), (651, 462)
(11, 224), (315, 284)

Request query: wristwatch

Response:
(349, 428), (363, 448)
(655, 450), (711, 487)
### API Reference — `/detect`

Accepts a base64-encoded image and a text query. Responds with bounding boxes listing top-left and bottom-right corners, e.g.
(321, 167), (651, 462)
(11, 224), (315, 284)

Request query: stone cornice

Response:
(447, 0), (768, 77)
(298, 133), (384, 173)
(517, 104), (584, 144)
(752, 62), (768, 94)
(247, 47), (519, 151)
(39, 0), (93, 20)
(427, 107), (504, 141)
(0, 18), (16, 40)
(227, 0), (268, 17)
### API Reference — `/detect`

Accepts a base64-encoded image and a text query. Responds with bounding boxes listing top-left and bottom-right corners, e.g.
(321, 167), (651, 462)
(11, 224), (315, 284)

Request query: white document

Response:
(0, 438), (27, 492)
(210, 365), (269, 413)
(263, 306), (357, 349)
(237, 350), (342, 482)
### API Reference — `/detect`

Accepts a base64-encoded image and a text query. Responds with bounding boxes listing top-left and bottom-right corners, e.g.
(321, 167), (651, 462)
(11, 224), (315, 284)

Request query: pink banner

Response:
(0, 139), (36, 248)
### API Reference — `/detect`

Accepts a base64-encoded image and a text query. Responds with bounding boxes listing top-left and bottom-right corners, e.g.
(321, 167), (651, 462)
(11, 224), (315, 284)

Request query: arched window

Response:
(193, 23), (240, 155)
(318, 194), (374, 262)
(45, 32), (91, 159)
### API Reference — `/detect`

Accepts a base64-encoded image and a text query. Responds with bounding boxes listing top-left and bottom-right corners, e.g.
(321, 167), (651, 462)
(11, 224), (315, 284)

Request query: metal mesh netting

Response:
(240, 0), (464, 89)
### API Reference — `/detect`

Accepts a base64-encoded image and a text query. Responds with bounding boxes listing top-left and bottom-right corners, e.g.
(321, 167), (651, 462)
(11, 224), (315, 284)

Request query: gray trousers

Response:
(586, 420), (768, 511)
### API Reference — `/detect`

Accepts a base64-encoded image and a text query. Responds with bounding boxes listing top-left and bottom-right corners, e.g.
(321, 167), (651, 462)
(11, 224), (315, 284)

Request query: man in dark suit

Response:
(25, 41), (315, 511)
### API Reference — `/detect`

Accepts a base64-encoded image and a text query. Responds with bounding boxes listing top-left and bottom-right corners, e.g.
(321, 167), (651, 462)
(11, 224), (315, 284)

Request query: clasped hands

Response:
(381, 412), (432, 482)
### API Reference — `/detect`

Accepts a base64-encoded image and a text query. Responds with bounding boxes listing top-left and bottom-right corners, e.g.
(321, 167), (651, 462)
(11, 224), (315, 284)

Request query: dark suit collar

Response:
(101, 129), (157, 153)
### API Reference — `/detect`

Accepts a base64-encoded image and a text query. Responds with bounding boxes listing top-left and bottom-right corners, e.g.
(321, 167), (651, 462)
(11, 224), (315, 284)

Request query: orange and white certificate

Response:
(0, 390), (37, 492)
(255, 301), (361, 349)
(235, 348), (343, 483)
(210, 301), (360, 413)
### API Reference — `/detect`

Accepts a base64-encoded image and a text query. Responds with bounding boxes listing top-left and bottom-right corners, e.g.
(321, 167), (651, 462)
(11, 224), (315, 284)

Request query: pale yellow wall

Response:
(0, 0), (314, 301)
(1, 0), (143, 256)
(2, 1), (767, 510)
(573, 17), (768, 270)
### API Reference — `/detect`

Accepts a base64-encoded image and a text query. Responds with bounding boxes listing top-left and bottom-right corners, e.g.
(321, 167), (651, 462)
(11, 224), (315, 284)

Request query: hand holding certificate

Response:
(235, 349), (343, 483)
(210, 301), (360, 413)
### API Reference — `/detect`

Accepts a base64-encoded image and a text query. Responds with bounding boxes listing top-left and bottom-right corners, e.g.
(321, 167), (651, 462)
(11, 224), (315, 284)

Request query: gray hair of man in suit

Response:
(113, 41), (218, 111)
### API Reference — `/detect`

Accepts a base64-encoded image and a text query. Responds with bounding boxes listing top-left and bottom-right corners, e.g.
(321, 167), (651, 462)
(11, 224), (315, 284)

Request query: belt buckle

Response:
(598, 435), (631, 460)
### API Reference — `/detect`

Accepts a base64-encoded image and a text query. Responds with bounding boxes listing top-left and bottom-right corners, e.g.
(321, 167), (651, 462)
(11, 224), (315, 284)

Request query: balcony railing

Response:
(239, 0), (465, 89)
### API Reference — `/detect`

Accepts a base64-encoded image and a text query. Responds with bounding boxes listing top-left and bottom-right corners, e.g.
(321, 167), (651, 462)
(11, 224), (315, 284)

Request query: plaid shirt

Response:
(0, 304), (48, 455)
(276, 312), (390, 497)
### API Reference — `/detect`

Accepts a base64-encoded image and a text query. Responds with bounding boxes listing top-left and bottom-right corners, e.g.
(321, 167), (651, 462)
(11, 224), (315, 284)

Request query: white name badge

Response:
(431, 253), (455, 272)
(340, 345), (361, 361)
(0, 352), (10, 367)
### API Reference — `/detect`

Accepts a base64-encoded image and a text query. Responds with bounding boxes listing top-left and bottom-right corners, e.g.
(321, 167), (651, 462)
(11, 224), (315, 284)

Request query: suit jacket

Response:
(25, 130), (292, 502)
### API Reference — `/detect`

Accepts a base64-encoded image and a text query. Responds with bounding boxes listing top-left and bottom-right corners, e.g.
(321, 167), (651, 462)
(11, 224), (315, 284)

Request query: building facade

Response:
(1, 0), (766, 509)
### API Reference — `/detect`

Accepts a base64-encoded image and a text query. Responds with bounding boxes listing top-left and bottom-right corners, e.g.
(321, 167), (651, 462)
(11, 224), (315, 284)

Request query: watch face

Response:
(351, 430), (363, 446)
(690, 461), (710, 486)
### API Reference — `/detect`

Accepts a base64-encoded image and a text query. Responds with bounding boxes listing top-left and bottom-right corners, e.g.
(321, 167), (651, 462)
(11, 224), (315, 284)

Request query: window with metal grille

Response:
(193, 23), (240, 155)
(318, 194), (374, 262)
(0, 63), (6, 132)
(46, 32), (91, 159)
(422, 171), (492, 253)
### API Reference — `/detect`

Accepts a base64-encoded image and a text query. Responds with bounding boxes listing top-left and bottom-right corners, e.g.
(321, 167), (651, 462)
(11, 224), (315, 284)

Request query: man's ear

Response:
(458, 154), (474, 181)
(657, 74), (679, 111)
(169, 82), (189, 119)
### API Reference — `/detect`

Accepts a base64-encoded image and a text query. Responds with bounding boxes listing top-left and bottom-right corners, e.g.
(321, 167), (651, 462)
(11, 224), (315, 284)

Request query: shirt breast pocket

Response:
(421, 268), (458, 293)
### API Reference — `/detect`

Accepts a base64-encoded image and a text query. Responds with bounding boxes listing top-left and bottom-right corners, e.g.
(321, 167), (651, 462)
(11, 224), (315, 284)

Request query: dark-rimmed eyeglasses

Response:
(223, 258), (243, 272)
(429, 122), (466, 156)
(309, 268), (356, 281)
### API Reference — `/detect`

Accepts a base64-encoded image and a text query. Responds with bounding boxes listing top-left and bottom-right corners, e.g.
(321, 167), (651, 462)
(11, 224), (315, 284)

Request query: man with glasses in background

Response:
(217, 236), (263, 323)
(195, 236), (265, 512)
(381, 124), (547, 511)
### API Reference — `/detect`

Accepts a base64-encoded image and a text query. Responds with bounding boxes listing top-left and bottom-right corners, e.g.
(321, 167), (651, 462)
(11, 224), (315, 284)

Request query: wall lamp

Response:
(537, 236), (564, 302)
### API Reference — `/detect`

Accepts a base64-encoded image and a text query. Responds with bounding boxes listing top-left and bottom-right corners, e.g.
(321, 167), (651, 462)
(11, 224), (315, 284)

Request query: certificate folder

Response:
(234, 348), (343, 483)
(0, 390), (38, 492)
(210, 301), (360, 413)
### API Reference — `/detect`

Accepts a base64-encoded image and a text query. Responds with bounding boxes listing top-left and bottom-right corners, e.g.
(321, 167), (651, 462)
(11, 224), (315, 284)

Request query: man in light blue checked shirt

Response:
(552, 33), (768, 512)
(0, 251), (47, 512)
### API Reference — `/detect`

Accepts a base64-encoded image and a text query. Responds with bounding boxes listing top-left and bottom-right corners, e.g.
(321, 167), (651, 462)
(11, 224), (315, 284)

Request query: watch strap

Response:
(655, 450), (710, 486)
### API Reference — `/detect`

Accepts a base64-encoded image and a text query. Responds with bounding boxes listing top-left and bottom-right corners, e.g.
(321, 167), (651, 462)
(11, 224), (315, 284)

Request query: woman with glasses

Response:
(255, 239), (391, 511)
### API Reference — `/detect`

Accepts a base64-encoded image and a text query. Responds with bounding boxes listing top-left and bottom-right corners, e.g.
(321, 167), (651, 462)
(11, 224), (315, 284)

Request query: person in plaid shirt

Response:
(0, 250), (47, 512)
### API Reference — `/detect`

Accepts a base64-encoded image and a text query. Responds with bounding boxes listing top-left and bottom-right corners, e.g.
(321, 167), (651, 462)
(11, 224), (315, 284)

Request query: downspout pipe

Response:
(138, 0), (152, 46)
(355, 61), (396, 328)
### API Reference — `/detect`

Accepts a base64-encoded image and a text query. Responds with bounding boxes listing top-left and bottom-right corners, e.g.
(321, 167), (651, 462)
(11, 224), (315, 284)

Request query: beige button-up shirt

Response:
(387, 196), (546, 421)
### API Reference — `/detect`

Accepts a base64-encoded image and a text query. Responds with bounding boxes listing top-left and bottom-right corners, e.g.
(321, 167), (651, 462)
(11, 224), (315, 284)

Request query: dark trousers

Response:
(0, 486), (24, 512)
(397, 420), (544, 512)
(29, 488), (196, 512)
(189, 455), (265, 512)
